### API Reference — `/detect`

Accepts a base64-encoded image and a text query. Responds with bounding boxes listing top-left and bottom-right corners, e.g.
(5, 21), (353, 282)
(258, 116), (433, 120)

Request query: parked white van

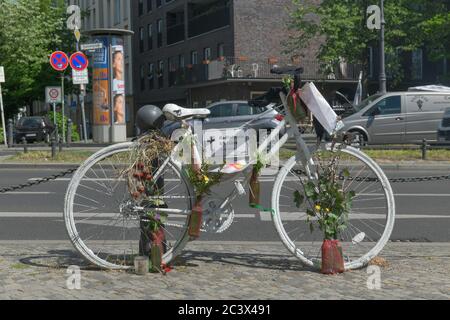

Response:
(341, 91), (450, 145)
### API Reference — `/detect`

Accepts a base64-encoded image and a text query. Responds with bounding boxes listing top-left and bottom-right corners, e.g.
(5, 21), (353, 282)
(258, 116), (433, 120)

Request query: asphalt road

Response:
(0, 166), (449, 242)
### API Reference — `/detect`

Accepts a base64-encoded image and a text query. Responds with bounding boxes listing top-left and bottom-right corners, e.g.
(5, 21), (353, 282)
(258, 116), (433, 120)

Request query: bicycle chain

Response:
(0, 168), (78, 194)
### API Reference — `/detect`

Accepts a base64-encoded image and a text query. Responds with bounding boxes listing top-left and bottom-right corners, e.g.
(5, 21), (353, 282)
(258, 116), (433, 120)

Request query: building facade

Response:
(131, 0), (360, 111)
(68, 0), (135, 137)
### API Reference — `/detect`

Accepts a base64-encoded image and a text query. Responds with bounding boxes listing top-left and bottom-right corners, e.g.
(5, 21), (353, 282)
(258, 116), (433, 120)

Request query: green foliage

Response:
(294, 150), (356, 240)
(47, 111), (80, 142)
(144, 211), (168, 233)
(0, 0), (76, 117)
(186, 162), (223, 198)
(287, 0), (450, 88)
(0, 126), (4, 144)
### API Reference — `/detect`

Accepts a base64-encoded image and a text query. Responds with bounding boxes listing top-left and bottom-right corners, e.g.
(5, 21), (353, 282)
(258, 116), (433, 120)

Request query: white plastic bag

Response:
(300, 82), (342, 135)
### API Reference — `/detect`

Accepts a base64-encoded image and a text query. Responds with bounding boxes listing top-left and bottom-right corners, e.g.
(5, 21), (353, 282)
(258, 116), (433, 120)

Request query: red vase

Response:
(188, 196), (203, 239)
(249, 168), (261, 207)
(150, 228), (166, 272)
(321, 239), (345, 275)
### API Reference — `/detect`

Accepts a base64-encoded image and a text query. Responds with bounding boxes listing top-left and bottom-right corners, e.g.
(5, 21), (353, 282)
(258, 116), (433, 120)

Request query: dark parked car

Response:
(162, 101), (286, 139)
(437, 108), (450, 142)
(15, 116), (55, 143)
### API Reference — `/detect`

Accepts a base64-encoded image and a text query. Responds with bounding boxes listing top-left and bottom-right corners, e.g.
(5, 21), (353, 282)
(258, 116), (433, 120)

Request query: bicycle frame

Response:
(149, 91), (316, 216)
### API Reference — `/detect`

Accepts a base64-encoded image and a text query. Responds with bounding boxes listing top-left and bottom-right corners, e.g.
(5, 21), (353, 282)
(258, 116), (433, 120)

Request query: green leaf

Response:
(293, 191), (305, 208)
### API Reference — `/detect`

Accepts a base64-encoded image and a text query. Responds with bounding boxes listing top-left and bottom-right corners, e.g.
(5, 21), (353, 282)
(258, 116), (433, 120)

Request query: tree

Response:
(286, 0), (449, 90)
(0, 0), (74, 117)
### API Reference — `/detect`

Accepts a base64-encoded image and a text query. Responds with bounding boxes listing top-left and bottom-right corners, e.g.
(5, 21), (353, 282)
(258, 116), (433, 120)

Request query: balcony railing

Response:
(169, 57), (362, 87)
(188, 6), (230, 38)
(167, 24), (185, 45)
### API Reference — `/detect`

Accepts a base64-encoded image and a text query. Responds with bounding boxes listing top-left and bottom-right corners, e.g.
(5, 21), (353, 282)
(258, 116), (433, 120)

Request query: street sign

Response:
(367, 5), (381, 30)
(0, 66), (4, 83)
(80, 43), (104, 51)
(46, 86), (62, 104)
(70, 51), (89, 71)
(72, 68), (89, 85)
(50, 51), (69, 72)
(67, 5), (81, 31)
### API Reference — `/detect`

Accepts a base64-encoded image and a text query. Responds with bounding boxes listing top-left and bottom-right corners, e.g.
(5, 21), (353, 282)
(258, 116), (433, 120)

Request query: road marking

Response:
(0, 212), (256, 219)
(0, 192), (55, 195)
(261, 212), (450, 221)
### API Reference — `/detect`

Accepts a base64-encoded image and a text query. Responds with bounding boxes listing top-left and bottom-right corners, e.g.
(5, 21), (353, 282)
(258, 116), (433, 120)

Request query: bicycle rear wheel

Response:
(64, 142), (194, 270)
(272, 144), (395, 270)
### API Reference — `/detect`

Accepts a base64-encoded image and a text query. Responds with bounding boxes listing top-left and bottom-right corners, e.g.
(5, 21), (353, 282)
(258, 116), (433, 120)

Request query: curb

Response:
(0, 163), (80, 169)
(0, 162), (448, 171)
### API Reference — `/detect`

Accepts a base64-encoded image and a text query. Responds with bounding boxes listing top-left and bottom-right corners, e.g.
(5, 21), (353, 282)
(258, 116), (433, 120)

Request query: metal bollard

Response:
(21, 137), (28, 153)
(421, 139), (428, 160)
(59, 136), (63, 152)
(67, 119), (72, 147)
(7, 119), (14, 147)
(51, 137), (57, 159)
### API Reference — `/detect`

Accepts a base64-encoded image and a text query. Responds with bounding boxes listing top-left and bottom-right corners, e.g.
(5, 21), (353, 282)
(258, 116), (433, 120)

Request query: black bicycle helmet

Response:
(136, 105), (166, 132)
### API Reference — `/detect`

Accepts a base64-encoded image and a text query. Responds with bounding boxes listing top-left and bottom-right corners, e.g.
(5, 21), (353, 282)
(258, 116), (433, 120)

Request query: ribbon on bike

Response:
(250, 203), (275, 215)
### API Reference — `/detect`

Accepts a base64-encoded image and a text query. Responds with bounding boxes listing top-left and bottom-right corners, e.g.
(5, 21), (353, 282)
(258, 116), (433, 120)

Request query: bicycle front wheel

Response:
(64, 142), (195, 270)
(272, 144), (395, 270)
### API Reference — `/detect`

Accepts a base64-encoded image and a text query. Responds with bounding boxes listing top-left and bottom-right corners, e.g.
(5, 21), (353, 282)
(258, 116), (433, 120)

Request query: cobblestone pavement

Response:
(0, 241), (448, 300)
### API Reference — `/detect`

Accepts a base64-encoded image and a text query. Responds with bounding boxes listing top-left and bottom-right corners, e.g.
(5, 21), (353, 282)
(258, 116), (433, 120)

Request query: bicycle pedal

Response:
(234, 181), (246, 196)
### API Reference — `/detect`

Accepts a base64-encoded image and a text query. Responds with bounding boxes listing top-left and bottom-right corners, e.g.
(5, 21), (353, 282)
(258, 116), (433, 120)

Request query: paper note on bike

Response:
(299, 82), (339, 135)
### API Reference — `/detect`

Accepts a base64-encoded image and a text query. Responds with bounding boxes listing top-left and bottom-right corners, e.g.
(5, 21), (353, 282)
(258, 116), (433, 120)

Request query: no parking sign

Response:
(46, 86), (62, 104)
(70, 52), (89, 71)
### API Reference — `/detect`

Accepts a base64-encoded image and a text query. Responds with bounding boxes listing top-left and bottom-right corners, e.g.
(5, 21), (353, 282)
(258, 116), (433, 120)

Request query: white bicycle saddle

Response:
(163, 103), (210, 121)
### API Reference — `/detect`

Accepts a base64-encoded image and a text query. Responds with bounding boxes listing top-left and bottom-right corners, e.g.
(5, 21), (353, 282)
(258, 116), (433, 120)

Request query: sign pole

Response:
(61, 74), (66, 143)
(80, 84), (88, 143)
(379, 0), (387, 94)
(0, 84), (7, 147)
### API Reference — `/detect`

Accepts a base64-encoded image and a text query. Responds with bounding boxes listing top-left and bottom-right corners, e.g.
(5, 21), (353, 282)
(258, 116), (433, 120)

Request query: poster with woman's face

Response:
(112, 45), (125, 124)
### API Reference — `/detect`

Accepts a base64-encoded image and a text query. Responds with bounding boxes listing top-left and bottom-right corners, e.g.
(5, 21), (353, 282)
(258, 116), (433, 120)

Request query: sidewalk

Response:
(0, 241), (448, 300)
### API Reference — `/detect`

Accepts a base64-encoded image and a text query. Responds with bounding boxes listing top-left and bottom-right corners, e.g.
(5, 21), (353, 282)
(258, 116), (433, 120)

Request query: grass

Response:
(3, 148), (450, 164)
(279, 148), (450, 162)
(10, 263), (31, 270)
(4, 150), (95, 163)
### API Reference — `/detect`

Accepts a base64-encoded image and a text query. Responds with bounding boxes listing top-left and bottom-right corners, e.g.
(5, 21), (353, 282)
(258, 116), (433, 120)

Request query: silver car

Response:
(162, 100), (286, 138)
(341, 92), (450, 145)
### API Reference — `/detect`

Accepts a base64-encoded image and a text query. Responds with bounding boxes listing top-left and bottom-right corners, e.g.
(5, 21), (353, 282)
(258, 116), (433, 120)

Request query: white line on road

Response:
(0, 212), (256, 218)
(260, 212), (450, 221)
(0, 192), (55, 195)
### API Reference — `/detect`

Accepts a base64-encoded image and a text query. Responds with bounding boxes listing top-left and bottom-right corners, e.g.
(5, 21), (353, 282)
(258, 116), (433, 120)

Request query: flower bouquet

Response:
(294, 149), (356, 274)
(249, 154), (265, 207)
(185, 162), (223, 239)
(140, 210), (168, 273)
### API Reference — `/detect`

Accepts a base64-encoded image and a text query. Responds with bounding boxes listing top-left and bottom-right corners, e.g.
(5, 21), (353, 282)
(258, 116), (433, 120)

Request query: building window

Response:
(147, 24), (153, 50)
(156, 0), (162, 8)
(114, 0), (121, 25)
(140, 65), (145, 91)
(147, 0), (152, 12)
(157, 60), (164, 89)
(179, 54), (185, 69)
(203, 47), (211, 62)
(191, 51), (198, 65)
(139, 27), (144, 53)
(148, 63), (154, 90)
(138, 0), (144, 16)
(412, 49), (423, 80)
(217, 43), (225, 58)
(157, 19), (163, 48)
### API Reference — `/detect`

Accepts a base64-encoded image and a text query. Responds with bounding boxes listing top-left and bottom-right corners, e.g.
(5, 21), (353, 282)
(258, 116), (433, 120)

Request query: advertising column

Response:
(92, 36), (111, 143)
(110, 36), (127, 142)
(91, 35), (127, 143)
